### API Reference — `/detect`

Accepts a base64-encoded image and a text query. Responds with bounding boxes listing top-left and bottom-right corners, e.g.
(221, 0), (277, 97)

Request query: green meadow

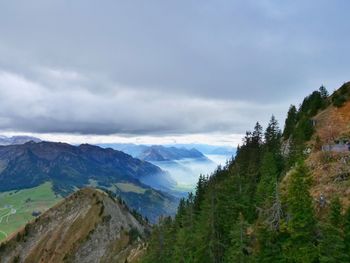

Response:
(0, 182), (62, 242)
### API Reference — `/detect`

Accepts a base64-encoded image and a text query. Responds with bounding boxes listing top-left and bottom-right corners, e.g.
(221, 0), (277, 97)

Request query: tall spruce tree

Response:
(283, 105), (297, 139)
(225, 213), (249, 263)
(256, 152), (278, 210)
(284, 162), (317, 263)
(318, 197), (347, 263)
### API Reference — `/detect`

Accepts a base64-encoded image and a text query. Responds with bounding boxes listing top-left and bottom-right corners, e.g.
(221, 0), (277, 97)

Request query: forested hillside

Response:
(142, 83), (350, 263)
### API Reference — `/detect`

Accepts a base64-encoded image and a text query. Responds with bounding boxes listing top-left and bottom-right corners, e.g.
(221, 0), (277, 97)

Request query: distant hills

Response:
(98, 143), (235, 161)
(0, 136), (41, 146)
(137, 145), (208, 162)
(166, 143), (236, 156)
(0, 141), (178, 222)
(0, 188), (148, 262)
(97, 143), (234, 190)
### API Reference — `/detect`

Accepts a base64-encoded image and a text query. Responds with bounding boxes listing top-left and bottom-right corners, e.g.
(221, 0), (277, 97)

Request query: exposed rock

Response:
(0, 188), (149, 263)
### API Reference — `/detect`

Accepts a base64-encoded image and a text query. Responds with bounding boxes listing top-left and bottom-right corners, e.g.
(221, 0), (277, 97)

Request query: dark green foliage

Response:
(13, 255), (20, 263)
(142, 86), (350, 263)
(332, 82), (350, 107)
(142, 216), (176, 263)
(345, 208), (350, 258)
(319, 85), (329, 99)
(332, 93), (347, 107)
(128, 227), (141, 244)
(329, 197), (342, 226)
(283, 162), (317, 263)
(264, 116), (282, 161)
(0, 242), (6, 252)
(254, 227), (285, 263)
(225, 213), (249, 263)
(318, 197), (348, 263)
(256, 152), (278, 209)
(283, 105), (298, 139)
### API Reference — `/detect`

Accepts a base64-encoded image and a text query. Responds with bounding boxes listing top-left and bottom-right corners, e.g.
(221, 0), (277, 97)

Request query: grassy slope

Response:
(0, 182), (61, 242)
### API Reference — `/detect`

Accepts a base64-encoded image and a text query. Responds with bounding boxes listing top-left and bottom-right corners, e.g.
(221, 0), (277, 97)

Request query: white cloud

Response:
(0, 69), (286, 140)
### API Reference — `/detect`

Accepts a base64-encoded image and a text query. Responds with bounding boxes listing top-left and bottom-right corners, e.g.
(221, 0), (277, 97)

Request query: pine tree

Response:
(252, 122), (263, 147)
(283, 105), (297, 139)
(283, 162), (317, 263)
(319, 85), (329, 99)
(318, 197), (347, 263)
(264, 115), (282, 153)
(225, 213), (249, 263)
(193, 174), (207, 216)
(255, 226), (284, 263)
(256, 152), (278, 210)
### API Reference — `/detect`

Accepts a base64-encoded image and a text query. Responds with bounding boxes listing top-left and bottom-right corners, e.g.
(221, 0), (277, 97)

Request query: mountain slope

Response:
(0, 188), (148, 263)
(302, 82), (350, 208)
(142, 83), (350, 262)
(0, 142), (178, 222)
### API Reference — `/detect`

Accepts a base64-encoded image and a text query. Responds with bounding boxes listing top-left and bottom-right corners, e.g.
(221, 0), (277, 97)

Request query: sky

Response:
(0, 0), (349, 146)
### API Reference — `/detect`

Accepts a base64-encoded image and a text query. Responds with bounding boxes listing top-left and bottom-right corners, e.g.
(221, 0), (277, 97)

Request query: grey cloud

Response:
(0, 71), (282, 135)
(0, 0), (349, 136)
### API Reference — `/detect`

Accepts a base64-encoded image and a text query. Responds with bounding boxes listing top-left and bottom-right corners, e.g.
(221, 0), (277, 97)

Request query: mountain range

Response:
(98, 143), (235, 161)
(0, 141), (178, 222)
(137, 145), (209, 162)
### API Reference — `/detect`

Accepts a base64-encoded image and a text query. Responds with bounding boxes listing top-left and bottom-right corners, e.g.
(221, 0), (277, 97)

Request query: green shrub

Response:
(332, 94), (347, 107)
(128, 227), (140, 244)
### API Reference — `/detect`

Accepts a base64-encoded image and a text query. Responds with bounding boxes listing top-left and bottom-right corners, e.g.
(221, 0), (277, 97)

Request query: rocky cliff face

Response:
(0, 188), (149, 263)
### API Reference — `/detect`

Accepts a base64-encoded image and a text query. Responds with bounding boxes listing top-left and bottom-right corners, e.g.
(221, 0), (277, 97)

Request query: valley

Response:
(99, 143), (234, 191)
(0, 182), (61, 242)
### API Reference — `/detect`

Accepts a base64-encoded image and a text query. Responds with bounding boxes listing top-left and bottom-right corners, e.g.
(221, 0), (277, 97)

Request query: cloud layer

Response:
(0, 0), (349, 139)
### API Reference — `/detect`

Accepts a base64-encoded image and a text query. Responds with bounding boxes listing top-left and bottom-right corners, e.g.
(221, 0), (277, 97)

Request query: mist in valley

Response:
(151, 154), (233, 191)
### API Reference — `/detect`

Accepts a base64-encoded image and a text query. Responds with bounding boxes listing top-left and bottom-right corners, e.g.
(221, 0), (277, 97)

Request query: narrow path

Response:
(0, 208), (16, 223)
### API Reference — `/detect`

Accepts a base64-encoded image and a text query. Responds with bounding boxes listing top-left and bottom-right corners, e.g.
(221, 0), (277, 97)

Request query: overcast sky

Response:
(0, 0), (349, 146)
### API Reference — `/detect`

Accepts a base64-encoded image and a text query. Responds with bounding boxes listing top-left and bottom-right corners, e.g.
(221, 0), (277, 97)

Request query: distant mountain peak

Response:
(0, 135), (41, 146)
(137, 144), (208, 162)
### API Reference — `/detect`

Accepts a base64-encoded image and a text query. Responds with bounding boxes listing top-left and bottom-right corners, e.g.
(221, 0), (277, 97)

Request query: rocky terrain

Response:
(0, 188), (149, 263)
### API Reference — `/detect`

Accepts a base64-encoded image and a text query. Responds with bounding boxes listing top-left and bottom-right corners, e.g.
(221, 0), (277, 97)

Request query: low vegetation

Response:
(0, 182), (61, 242)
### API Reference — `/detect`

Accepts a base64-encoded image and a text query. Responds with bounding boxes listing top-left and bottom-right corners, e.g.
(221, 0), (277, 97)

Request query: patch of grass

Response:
(116, 183), (146, 194)
(0, 182), (62, 242)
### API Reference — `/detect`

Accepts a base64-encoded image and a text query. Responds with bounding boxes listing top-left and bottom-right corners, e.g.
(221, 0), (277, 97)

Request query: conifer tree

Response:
(264, 115), (282, 153)
(318, 197), (347, 263)
(343, 207), (350, 260)
(225, 213), (249, 263)
(284, 162), (317, 263)
(256, 152), (278, 210)
(283, 105), (297, 139)
(319, 85), (329, 100)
